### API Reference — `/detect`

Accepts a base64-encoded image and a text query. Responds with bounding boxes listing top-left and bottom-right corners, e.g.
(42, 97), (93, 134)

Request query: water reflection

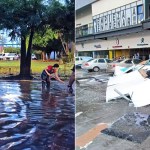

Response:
(0, 81), (75, 150)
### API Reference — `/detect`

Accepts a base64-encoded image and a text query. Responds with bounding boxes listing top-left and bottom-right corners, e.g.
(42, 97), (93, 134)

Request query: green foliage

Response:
(47, 0), (75, 42)
(33, 27), (58, 47)
(4, 47), (20, 54)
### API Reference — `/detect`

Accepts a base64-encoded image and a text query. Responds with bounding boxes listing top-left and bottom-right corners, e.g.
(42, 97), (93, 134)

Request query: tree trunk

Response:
(19, 35), (28, 78)
(42, 51), (46, 61)
(19, 28), (34, 79)
(47, 52), (51, 60)
(26, 27), (34, 75)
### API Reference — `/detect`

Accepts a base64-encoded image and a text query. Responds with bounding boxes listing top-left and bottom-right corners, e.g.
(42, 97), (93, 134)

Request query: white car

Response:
(81, 58), (112, 72)
(75, 56), (93, 67)
(0, 54), (5, 60)
(3, 53), (19, 60)
(32, 54), (37, 60)
(107, 58), (142, 73)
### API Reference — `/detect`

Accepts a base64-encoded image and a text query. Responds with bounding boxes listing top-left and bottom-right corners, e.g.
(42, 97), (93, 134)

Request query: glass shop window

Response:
(137, 5), (144, 23)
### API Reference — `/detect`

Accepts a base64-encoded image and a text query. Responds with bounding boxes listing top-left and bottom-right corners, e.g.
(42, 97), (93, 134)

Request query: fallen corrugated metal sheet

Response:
(129, 79), (150, 107)
(106, 69), (150, 107)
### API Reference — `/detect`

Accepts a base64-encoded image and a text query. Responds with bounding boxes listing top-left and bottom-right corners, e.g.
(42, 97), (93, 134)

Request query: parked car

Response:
(0, 53), (5, 60)
(32, 54), (37, 60)
(107, 58), (142, 73)
(75, 56), (93, 68)
(3, 53), (19, 60)
(81, 58), (113, 72)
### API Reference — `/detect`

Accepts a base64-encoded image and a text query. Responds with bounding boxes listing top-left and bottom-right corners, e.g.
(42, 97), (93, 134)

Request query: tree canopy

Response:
(0, 0), (74, 79)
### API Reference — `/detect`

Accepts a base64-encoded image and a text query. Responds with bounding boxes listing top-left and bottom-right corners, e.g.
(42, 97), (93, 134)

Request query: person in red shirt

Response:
(41, 64), (64, 89)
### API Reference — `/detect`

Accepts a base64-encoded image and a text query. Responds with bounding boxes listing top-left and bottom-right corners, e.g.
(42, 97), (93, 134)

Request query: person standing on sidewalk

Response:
(41, 64), (64, 89)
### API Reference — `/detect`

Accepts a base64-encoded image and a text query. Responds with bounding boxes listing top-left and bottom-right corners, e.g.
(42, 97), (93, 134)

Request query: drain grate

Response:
(102, 113), (150, 143)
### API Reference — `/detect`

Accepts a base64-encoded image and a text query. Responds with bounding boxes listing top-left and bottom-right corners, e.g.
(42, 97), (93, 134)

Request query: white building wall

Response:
(92, 0), (143, 16)
(76, 7), (93, 27)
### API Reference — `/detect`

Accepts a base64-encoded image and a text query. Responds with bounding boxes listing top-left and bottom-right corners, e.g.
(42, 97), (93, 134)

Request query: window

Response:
(88, 23), (93, 34)
(137, 5), (144, 23)
(94, 60), (97, 63)
(76, 27), (82, 38)
(82, 25), (88, 36)
(98, 59), (105, 63)
(125, 59), (132, 64)
(133, 59), (141, 64)
(106, 59), (112, 63)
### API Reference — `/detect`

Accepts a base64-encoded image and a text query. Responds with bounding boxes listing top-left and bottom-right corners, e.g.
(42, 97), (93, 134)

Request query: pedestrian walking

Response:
(67, 65), (75, 94)
(41, 64), (64, 89)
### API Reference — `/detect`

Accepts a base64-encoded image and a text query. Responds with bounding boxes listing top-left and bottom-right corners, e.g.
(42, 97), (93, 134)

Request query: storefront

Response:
(76, 30), (150, 60)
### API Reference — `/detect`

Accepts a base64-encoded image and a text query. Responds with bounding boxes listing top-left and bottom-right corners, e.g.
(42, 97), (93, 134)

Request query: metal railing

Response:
(76, 26), (93, 38)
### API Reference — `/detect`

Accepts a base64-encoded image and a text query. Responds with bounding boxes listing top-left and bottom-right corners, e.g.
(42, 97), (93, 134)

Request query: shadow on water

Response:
(0, 80), (75, 150)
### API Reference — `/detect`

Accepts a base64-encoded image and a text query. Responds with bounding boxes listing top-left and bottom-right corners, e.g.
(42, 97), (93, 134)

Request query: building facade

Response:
(76, 0), (150, 60)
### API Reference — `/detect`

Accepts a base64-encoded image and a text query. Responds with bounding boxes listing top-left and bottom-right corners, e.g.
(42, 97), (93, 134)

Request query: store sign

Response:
(94, 44), (101, 48)
(93, 1), (142, 33)
(112, 38), (122, 48)
(137, 38), (148, 46)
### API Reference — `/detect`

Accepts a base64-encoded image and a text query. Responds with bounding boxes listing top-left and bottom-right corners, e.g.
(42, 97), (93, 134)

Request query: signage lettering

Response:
(100, 17), (104, 31)
(116, 11), (120, 28)
(94, 44), (101, 48)
(137, 38), (149, 46)
(112, 13), (116, 29)
(97, 18), (100, 32)
(104, 15), (108, 30)
(121, 10), (126, 27)
(93, 1), (144, 33)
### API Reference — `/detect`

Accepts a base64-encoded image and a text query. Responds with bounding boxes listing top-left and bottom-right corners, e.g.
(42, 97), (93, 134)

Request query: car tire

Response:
(93, 66), (100, 72)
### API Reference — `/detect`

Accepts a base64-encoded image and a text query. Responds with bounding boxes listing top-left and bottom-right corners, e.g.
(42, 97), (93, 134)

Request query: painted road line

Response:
(75, 112), (83, 117)
(76, 123), (107, 149)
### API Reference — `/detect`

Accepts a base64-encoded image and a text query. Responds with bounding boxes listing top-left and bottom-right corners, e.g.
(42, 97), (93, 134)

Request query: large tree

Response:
(0, 0), (49, 79)
(47, 0), (75, 56)
(32, 27), (63, 61)
(0, 0), (74, 79)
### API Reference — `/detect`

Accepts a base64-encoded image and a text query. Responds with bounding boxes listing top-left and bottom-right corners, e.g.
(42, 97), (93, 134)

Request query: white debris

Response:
(106, 68), (150, 107)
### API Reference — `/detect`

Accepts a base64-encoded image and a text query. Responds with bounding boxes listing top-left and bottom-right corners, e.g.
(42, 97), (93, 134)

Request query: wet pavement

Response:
(76, 68), (150, 150)
(102, 112), (150, 143)
(0, 80), (75, 150)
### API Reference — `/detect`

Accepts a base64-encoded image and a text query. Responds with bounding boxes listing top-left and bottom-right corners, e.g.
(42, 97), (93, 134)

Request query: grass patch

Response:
(0, 60), (74, 76)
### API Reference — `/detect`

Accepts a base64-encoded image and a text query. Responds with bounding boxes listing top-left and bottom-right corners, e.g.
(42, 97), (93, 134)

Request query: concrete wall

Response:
(76, 6), (93, 27)
(76, 0), (96, 10)
(92, 0), (143, 16)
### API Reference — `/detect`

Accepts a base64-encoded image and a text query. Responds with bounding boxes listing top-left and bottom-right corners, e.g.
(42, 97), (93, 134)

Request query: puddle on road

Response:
(0, 81), (75, 150)
(102, 112), (150, 143)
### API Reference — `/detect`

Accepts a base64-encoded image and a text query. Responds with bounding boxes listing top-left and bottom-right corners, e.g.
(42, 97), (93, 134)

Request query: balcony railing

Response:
(76, 25), (93, 38)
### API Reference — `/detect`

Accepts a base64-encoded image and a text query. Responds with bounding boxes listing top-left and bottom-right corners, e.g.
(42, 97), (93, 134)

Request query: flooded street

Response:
(0, 80), (75, 150)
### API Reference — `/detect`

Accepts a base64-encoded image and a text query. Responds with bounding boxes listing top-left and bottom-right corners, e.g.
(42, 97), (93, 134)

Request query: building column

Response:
(92, 51), (95, 58)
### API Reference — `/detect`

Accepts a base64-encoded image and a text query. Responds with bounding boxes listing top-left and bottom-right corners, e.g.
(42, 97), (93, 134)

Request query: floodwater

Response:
(0, 80), (75, 150)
